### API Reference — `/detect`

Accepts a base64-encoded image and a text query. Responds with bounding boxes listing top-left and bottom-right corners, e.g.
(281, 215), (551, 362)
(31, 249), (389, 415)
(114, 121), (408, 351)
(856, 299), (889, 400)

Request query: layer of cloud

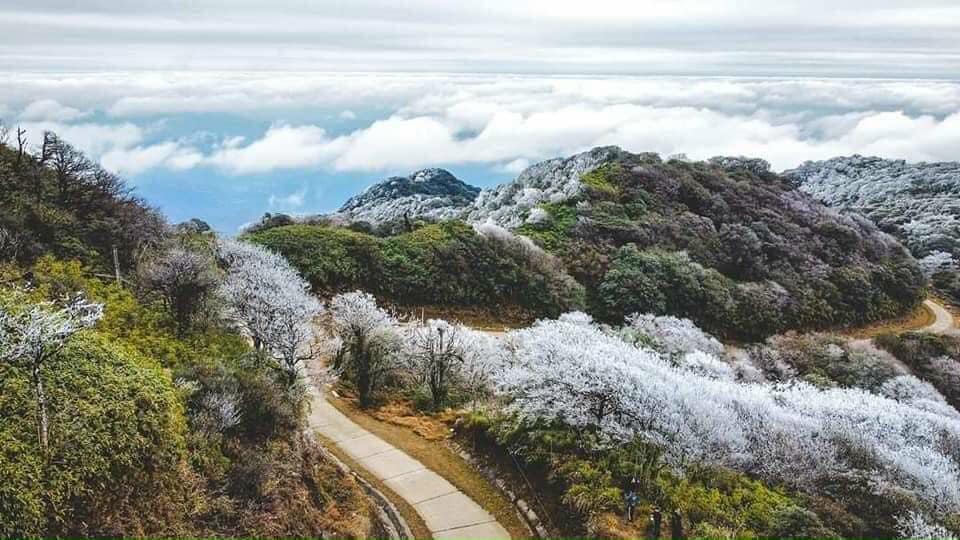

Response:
(0, 1), (958, 77)
(19, 99), (88, 122)
(269, 187), (308, 209)
(4, 74), (959, 177)
(196, 107), (960, 173)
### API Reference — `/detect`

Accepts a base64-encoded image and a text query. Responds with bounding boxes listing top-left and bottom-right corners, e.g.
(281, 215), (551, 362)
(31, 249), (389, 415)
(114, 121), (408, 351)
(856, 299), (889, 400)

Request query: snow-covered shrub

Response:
(920, 251), (959, 279)
(403, 319), (504, 409)
(897, 511), (957, 540)
(678, 350), (735, 380)
(558, 311), (594, 326)
(217, 239), (324, 387)
(329, 291), (401, 407)
(622, 313), (724, 359)
(495, 315), (960, 513)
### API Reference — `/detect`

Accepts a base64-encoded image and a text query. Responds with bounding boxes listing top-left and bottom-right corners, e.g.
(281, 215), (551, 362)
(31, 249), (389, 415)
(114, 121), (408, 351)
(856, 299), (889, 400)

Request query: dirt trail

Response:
(923, 299), (957, 335)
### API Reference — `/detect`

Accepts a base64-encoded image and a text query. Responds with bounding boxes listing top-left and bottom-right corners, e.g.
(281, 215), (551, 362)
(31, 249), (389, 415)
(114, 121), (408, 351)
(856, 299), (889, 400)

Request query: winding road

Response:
(923, 299), (958, 335)
(307, 384), (511, 540)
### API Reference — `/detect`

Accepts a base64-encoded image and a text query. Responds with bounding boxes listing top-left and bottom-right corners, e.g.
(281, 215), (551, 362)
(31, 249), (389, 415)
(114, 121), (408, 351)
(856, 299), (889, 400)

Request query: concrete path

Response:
(307, 386), (511, 540)
(923, 299), (958, 335)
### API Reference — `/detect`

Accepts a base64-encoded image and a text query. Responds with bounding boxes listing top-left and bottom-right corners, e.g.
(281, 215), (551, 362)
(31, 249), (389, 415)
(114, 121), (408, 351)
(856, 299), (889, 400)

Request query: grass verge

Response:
(841, 301), (936, 339)
(327, 395), (533, 540)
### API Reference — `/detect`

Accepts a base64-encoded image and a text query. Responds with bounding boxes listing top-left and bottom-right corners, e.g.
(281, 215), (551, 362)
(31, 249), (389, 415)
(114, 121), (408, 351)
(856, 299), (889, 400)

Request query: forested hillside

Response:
(0, 131), (376, 538)
(786, 156), (960, 303)
(0, 131), (165, 272)
(245, 220), (584, 319)
(251, 149), (926, 340)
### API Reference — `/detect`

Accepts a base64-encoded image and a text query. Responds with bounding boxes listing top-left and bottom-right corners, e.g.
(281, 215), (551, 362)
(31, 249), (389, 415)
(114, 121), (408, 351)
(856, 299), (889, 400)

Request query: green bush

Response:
(0, 333), (194, 538)
(516, 202), (579, 252)
(666, 466), (801, 539)
(247, 220), (584, 317)
(599, 245), (737, 336)
(459, 411), (822, 540)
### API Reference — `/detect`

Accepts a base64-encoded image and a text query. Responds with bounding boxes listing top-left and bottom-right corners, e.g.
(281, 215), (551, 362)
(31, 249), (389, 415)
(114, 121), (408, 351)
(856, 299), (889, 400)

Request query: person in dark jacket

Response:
(670, 509), (684, 540)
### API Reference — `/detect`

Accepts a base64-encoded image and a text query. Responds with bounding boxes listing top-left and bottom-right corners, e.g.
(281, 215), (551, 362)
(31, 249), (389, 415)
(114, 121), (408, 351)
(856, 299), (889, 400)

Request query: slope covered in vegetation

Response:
(520, 153), (926, 339)
(245, 220), (585, 318)
(0, 132), (165, 272)
(324, 289), (960, 540)
(0, 133), (375, 538)
(261, 148), (925, 340)
(786, 155), (960, 304)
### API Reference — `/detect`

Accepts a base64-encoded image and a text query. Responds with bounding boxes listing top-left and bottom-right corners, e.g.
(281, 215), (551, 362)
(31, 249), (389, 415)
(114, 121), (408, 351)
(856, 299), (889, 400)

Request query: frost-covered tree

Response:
(919, 251), (959, 279)
(786, 156), (960, 263)
(217, 239), (324, 387)
(495, 314), (960, 514)
(139, 245), (218, 336)
(621, 313), (725, 359)
(0, 293), (103, 450)
(404, 319), (503, 409)
(329, 291), (400, 407)
(497, 317), (658, 441)
(897, 511), (957, 540)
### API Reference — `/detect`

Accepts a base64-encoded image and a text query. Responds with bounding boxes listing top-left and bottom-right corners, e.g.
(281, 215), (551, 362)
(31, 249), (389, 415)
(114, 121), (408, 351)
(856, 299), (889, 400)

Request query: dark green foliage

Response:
(0, 133), (166, 273)
(934, 271), (960, 305)
(243, 224), (383, 295)
(533, 153), (924, 340)
(247, 220), (585, 317)
(516, 202), (579, 252)
(599, 246), (735, 334)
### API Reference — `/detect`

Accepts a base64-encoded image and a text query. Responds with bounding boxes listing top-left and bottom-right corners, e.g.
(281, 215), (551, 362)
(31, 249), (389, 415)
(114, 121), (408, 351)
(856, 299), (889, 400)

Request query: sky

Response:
(1, 1), (959, 231)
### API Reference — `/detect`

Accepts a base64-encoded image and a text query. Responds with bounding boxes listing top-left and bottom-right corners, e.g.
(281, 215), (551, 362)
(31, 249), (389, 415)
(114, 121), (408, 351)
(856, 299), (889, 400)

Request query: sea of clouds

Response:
(2, 72), (959, 178)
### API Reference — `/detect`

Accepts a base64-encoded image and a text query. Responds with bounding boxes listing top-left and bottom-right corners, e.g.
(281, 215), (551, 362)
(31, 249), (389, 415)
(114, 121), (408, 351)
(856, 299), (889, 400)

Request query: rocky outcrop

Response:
(465, 146), (624, 228)
(326, 147), (624, 229)
(330, 168), (480, 225)
(784, 156), (960, 258)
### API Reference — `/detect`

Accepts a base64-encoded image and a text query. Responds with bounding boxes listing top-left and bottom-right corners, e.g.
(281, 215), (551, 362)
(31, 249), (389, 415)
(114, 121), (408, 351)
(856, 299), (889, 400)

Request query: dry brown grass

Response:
(841, 302), (936, 339)
(589, 511), (647, 540)
(329, 395), (533, 540)
(367, 399), (457, 441)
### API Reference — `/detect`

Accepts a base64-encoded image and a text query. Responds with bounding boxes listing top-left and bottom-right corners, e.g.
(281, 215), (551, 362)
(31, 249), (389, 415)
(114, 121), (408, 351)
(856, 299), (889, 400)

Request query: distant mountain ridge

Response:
(326, 146), (625, 229)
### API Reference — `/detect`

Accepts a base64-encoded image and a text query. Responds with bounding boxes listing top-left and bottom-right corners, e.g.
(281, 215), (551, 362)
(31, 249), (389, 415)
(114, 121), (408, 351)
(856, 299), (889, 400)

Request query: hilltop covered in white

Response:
(785, 156), (960, 260)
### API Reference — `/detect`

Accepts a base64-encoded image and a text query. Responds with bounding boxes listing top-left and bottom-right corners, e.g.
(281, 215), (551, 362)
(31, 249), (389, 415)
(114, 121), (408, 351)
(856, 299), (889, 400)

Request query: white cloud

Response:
(18, 121), (143, 157)
(501, 158), (530, 174)
(19, 99), (88, 122)
(100, 142), (203, 175)
(7, 74), (960, 177)
(269, 187), (308, 209)
(0, 1), (957, 77)
(200, 102), (960, 173)
(206, 124), (347, 174)
(339, 110), (357, 120)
